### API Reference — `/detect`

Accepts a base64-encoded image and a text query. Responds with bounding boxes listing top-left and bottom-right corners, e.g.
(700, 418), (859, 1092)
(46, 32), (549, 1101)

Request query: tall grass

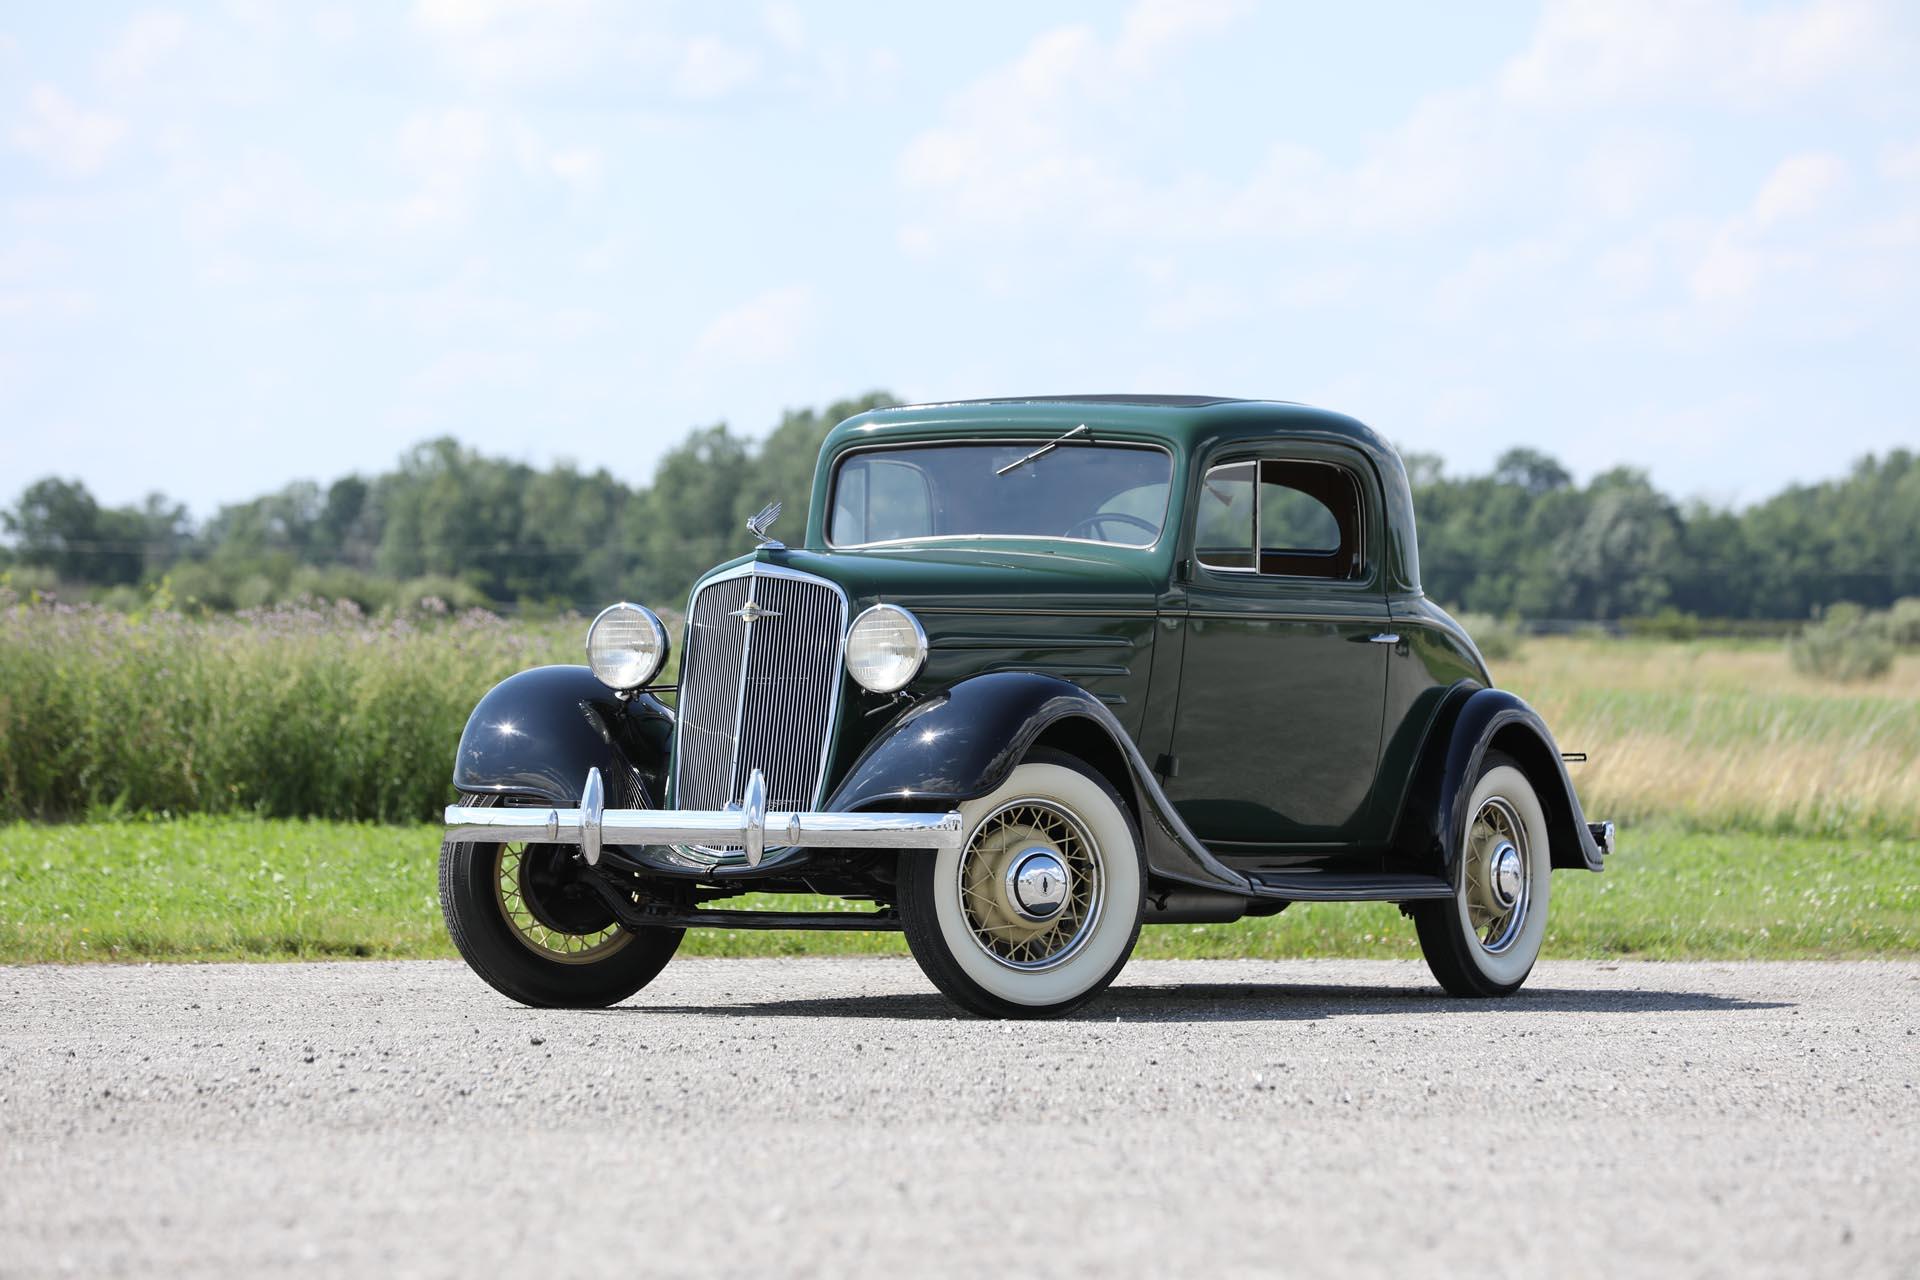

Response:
(4, 601), (1917, 839)
(1500, 639), (1920, 839)
(0, 599), (578, 821)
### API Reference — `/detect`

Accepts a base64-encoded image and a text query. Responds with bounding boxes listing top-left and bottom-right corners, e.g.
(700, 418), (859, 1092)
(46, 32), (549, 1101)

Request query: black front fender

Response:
(1394, 685), (1606, 875)
(451, 665), (674, 809)
(824, 672), (1252, 894)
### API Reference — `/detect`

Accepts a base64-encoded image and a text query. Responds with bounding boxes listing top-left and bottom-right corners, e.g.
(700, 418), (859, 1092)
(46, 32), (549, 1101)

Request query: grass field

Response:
(2, 816), (1913, 964)
(2, 621), (1916, 965)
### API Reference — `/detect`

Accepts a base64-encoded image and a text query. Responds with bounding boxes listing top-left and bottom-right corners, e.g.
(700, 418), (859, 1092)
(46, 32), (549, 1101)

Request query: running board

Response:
(1243, 871), (1454, 903)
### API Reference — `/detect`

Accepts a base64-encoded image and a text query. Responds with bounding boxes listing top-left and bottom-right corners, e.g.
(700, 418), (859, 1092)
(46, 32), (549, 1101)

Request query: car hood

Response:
(698, 542), (1165, 614)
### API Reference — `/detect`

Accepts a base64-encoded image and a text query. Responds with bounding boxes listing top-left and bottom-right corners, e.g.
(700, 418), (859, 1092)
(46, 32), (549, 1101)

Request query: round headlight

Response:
(845, 604), (927, 694)
(586, 603), (669, 691)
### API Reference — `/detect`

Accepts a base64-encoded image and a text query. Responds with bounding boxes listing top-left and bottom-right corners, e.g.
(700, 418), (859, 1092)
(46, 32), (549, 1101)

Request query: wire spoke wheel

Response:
(492, 840), (632, 965)
(1462, 796), (1530, 956)
(955, 798), (1105, 971)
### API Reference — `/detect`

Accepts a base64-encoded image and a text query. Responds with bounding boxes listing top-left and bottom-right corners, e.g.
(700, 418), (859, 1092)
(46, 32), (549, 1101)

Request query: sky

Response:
(1, 0), (1917, 517)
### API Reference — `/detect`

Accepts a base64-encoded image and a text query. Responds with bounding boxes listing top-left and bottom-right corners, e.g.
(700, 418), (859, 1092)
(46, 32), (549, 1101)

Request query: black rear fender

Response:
(1393, 685), (1606, 875)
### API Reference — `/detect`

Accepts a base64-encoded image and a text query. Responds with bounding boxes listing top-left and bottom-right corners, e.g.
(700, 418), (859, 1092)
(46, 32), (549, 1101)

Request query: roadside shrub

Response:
(1623, 608), (1701, 641)
(1454, 611), (1524, 662)
(0, 601), (578, 821)
(0, 565), (60, 598)
(1888, 597), (1920, 648)
(1788, 603), (1895, 682)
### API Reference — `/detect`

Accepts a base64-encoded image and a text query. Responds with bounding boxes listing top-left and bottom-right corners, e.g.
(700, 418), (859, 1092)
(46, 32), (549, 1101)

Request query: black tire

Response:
(899, 748), (1145, 1019)
(438, 799), (682, 1008)
(1411, 750), (1552, 997)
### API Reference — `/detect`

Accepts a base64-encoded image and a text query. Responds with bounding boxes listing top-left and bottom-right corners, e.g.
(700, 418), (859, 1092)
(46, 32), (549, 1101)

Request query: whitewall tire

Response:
(1412, 751), (1552, 996)
(899, 749), (1144, 1018)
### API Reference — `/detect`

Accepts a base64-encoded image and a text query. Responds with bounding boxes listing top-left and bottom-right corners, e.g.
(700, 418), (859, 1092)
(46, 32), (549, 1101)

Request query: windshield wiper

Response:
(995, 424), (1090, 476)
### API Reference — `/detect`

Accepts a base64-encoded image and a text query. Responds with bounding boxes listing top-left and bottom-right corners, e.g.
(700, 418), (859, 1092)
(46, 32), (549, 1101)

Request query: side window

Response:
(830, 457), (934, 544)
(1258, 460), (1362, 579)
(1194, 457), (1366, 581)
(1194, 461), (1255, 571)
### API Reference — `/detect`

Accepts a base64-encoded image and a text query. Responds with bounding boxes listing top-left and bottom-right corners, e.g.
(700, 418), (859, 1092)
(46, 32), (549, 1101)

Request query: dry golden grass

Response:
(1498, 638), (1920, 837)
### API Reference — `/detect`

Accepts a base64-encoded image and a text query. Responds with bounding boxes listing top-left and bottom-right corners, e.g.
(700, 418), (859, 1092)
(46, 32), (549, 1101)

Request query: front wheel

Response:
(899, 750), (1145, 1019)
(1411, 751), (1552, 997)
(439, 797), (682, 1008)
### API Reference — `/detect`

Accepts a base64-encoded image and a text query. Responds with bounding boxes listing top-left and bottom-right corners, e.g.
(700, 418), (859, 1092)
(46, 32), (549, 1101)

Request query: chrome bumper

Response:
(443, 767), (964, 869)
(1588, 821), (1615, 859)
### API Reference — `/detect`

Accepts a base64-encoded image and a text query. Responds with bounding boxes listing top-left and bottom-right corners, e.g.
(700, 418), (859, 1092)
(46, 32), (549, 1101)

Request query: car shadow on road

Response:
(622, 983), (1793, 1023)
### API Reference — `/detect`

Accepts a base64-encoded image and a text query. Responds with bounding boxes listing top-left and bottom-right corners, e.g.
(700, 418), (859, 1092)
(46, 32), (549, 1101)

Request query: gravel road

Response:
(3, 957), (1916, 1278)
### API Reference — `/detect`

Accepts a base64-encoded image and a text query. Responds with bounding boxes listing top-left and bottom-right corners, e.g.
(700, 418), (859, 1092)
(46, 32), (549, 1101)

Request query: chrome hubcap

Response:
(1005, 847), (1070, 921)
(1490, 842), (1523, 909)
(957, 799), (1104, 971)
(1464, 797), (1530, 955)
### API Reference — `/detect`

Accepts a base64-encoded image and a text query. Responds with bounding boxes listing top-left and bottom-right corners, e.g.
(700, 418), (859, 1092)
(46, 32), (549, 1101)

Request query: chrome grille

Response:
(672, 567), (847, 820)
(674, 574), (751, 813)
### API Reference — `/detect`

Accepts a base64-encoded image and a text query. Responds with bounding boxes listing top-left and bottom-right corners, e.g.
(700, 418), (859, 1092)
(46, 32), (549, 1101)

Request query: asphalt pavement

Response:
(3, 957), (1916, 1278)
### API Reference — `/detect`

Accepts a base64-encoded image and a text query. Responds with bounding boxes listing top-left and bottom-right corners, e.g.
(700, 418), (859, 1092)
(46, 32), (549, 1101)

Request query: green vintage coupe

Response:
(441, 396), (1611, 1017)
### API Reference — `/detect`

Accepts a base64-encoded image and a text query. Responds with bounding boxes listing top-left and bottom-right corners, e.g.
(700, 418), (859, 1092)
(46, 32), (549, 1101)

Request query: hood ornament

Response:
(746, 500), (784, 549)
(729, 598), (781, 624)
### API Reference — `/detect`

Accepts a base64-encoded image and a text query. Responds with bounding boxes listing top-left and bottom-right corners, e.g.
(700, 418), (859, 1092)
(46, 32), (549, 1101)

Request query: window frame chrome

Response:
(1192, 454), (1372, 585)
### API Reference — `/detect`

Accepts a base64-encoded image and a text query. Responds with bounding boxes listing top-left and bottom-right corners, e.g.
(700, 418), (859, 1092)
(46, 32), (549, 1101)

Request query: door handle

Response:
(1368, 633), (1400, 645)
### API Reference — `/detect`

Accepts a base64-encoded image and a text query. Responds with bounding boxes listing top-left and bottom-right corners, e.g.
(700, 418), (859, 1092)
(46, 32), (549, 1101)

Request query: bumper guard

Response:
(443, 767), (964, 869)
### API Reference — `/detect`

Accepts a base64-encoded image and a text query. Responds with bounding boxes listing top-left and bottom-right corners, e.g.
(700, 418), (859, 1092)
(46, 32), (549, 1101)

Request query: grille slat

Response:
(673, 569), (846, 836)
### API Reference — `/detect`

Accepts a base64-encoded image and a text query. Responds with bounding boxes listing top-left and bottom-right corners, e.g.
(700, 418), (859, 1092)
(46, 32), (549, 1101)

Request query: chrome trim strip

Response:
(445, 772), (962, 855)
(1180, 611), (1390, 625)
(912, 607), (1161, 618)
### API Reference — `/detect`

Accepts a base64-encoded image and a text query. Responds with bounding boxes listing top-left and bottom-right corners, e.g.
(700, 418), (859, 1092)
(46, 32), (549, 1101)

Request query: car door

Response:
(1162, 447), (1392, 850)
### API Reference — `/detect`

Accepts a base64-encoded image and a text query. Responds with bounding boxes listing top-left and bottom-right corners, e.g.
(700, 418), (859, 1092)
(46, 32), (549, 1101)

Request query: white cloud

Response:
(1112, 0), (1248, 73)
(392, 107), (493, 228)
(385, 108), (610, 226)
(1567, 132), (1691, 221)
(675, 37), (761, 100)
(8, 85), (127, 176)
(99, 11), (188, 85)
(1877, 137), (1920, 183)
(547, 145), (604, 190)
(411, 0), (611, 84)
(762, 2), (806, 54)
(311, 8), (357, 45)
(1751, 152), (1849, 227)
(1683, 152), (1854, 304)
(898, 0), (1252, 228)
(693, 286), (815, 365)
(1501, 0), (1893, 108)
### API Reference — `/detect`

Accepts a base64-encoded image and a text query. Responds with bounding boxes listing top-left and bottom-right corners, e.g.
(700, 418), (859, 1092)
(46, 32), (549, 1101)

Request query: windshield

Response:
(828, 441), (1173, 548)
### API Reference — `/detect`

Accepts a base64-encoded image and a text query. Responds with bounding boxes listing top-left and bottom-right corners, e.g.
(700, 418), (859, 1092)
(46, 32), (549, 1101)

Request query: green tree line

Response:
(3, 393), (1915, 621)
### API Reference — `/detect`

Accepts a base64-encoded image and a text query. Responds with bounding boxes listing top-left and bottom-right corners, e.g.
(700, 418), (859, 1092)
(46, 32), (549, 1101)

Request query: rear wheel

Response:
(439, 796), (682, 1008)
(1412, 752), (1551, 997)
(899, 750), (1144, 1019)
